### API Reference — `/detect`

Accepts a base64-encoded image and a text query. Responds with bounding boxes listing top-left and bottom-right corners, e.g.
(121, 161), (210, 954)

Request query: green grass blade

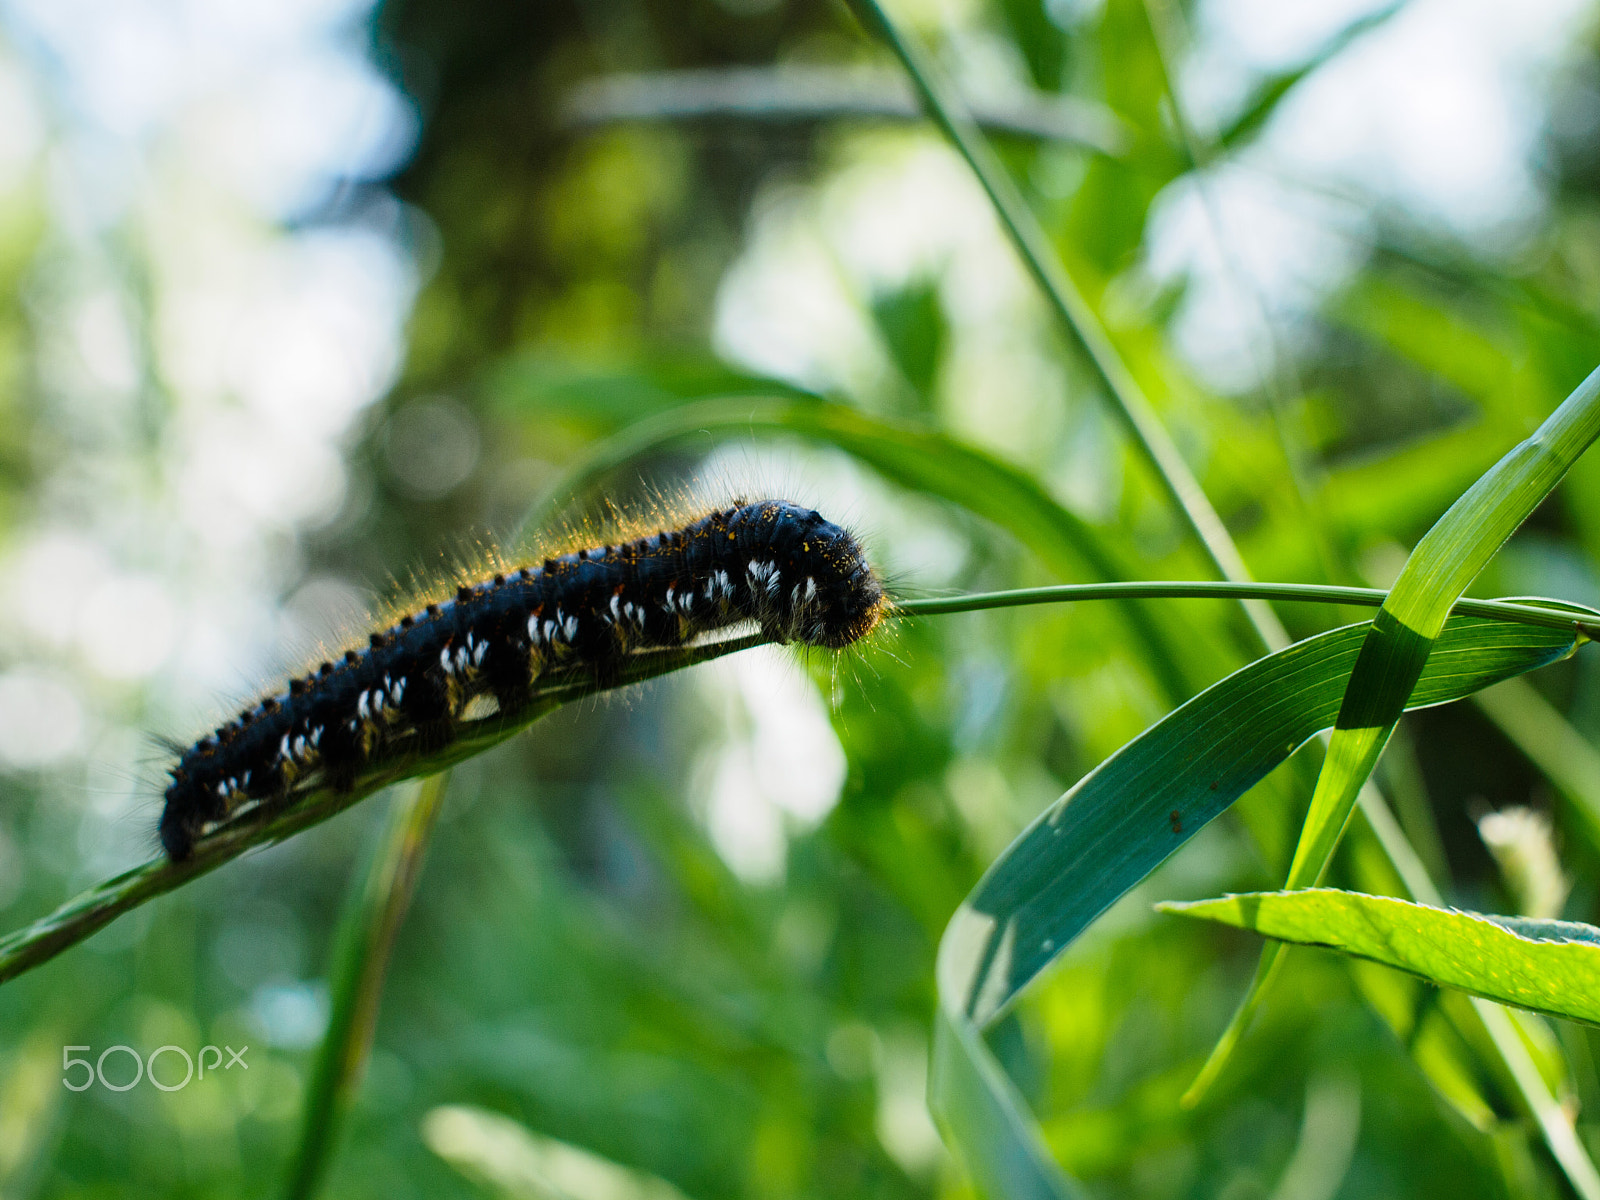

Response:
(526, 394), (1210, 699)
(558, 66), (1133, 154)
(1190, 362), (1600, 1105)
(1214, 2), (1405, 149)
(1352, 777), (1600, 1196)
(10, 582), (1586, 998)
(1296, 363), (1600, 887)
(932, 612), (1580, 1197)
(0, 633), (763, 989)
(282, 772), (450, 1199)
(1160, 889), (1600, 1027)
(841, 0), (1287, 651)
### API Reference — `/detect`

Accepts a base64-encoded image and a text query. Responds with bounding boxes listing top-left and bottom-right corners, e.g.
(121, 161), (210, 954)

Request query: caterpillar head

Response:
(756, 502), (886, 649)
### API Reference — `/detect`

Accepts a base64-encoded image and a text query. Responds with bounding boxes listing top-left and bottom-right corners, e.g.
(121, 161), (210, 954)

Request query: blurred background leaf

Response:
(4, 0), (1600, 1197)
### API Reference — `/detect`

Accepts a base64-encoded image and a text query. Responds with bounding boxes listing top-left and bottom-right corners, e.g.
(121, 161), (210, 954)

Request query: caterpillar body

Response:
(159, 500), (885, 861)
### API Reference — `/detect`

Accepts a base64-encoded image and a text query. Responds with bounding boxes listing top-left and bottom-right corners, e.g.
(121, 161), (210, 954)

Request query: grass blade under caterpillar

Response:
(159, 499), (887, 861)
(0, 578), (1591, 988)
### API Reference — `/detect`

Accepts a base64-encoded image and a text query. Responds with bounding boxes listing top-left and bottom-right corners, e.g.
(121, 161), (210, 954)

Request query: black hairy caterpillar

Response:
(159, 500), (885, 861)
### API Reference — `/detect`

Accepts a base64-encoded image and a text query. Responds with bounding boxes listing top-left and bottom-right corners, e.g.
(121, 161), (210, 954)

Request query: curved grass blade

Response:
(282, 772), (449, 1200)
(559, 66), (1132, 155)
(1161, 890), (1600, 1027)
(524, 394), (1210, 699)
(424, 1104), (700, 1200)
(1296, 368), (1600, 885)
(12, 580), (1586, 996)
(932, 612), (1583, 1198)
(1214, 2), (1404, 149)
(0, 633), (762, 989)
(842, 0), (1287, 652)
(1191, 362), (1600, 1105)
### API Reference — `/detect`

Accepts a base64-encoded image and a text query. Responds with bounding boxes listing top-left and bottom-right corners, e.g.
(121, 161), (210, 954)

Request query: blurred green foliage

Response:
(6, 0), (1600, 1197)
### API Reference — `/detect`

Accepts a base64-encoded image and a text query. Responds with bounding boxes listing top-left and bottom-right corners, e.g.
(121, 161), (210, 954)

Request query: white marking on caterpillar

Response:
(747, 560), (780, 596)
(159, 499), (884, 863)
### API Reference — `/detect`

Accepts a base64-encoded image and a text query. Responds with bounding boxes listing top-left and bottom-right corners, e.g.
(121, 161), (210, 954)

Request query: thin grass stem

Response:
(843, 0), (1288, 651)
(0, 582), (1588, 995)
(899, 582), (1600, 637)
(0, 634), (762, 990)
(281, 773), (450, 1200)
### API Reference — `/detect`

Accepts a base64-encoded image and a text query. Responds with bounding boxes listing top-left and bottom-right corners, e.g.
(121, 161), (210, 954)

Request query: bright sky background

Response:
(0, 0), (420, 877)
(720, 0), (1598, 397)
(0, 0), (1595, 882)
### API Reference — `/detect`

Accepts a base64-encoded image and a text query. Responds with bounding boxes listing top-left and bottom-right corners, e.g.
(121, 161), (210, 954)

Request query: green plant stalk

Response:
(283, 773), (449, 1200)
(899, 584), (1600, 634)
(0, 633), (761, 990)
(520, 395), (1213, 703)
(1190, 361), (1600, 1110)
(1167, 885), (1600, 1199)
(843, 0), (1287, 652)
(930, 609), (1584, 1200)
(1, 583), (1588, 993)
(1296, 363), (1600, 883)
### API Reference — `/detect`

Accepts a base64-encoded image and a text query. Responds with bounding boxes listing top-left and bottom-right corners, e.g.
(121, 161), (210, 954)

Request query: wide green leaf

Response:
(1161, 889), (1600, 1027)
(931, 611), (1583, 1199)
(1295, 362), (1600, 892)
(1189, 362), (1600, 1105)
(528, 394), (1225, 699)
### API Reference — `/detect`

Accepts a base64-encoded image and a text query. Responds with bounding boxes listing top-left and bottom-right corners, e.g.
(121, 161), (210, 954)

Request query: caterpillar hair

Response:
(158, 499), (886, 861)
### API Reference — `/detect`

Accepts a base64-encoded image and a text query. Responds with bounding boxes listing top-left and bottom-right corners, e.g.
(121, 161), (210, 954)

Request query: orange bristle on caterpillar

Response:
(158, 499), (886, 861)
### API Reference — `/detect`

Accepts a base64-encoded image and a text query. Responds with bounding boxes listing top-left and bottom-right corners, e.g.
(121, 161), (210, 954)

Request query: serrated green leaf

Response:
(1189, 362), (1600, 1108)
(1297, 363), (1600, 888)
(931, 611), (1581, 1199)
(1160, 889), (1600, 1027)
